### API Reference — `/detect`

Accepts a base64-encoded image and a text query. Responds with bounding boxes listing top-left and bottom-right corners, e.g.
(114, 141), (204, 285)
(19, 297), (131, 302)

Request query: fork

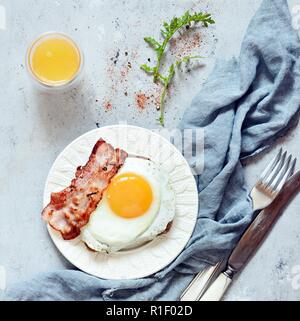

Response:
(180, 148), (296, 301)
(249, 148), (296, 211)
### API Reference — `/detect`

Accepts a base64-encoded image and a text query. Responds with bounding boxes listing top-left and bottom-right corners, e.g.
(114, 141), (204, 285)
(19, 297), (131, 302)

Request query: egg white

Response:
(122, 166), (175, 250)
(82, 157), (173, 252)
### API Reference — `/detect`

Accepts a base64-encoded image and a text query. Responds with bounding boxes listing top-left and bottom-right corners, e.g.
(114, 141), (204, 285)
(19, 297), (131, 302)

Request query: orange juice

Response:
(27, 33), (82, 88)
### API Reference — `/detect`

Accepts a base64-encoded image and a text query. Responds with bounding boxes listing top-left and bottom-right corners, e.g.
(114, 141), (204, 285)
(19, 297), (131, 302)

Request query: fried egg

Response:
(81, 157), (175, 253)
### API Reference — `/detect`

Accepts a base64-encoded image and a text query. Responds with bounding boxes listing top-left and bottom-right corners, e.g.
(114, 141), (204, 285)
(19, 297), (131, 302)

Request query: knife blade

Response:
(200, 169), (300, 301)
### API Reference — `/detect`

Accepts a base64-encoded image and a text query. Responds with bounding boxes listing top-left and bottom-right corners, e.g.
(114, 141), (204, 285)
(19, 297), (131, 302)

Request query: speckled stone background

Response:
(1, 0), (300, 300)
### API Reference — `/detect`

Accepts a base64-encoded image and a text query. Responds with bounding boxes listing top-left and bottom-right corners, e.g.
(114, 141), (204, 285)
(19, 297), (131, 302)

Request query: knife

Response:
(180, 260), (225, 301)
(200, 169), (300, 301)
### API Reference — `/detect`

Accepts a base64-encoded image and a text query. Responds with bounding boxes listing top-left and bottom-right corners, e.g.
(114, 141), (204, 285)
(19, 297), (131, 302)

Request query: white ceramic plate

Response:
(43, 125), (198, 279)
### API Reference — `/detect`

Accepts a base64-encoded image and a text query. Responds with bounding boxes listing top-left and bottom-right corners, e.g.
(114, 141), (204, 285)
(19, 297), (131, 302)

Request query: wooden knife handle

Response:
(228, 170), (300, 272)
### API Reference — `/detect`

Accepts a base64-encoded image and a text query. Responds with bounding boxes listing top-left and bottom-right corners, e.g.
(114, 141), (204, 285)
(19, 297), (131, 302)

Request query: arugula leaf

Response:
(143, 37), (161, 51)
(141, 10), (215, 125)
(159, 56), (202, 125)
(159, 64), (175, 125)
(175, 55), (203, 67)
(140, 64), (155, 74)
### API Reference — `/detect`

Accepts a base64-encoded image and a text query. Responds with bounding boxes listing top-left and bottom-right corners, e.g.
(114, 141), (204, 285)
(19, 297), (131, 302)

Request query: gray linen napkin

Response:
(4, 0), (300, 300)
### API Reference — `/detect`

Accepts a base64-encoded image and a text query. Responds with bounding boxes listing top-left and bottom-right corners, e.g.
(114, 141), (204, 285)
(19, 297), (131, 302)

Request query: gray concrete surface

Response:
(1, 0), (300, 300)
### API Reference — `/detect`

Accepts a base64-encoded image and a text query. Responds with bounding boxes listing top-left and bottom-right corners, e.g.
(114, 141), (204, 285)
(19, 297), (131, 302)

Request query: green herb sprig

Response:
(141, 11), (214, 125)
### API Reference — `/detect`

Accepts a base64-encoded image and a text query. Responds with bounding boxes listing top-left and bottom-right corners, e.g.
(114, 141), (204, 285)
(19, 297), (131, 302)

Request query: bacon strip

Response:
(42, 139), (128, 240)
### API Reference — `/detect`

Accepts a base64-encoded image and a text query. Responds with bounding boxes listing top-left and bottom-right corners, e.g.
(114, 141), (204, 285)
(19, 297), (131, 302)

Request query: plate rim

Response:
(43, 124), (198, 279)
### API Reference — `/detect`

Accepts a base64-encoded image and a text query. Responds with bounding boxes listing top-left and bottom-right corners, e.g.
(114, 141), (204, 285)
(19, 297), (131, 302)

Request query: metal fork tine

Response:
(275, 157), (297, 193)
(259, 148), (282, 183)
(264, 151), (287, 187)
(288, 158), (296, 178)
(269, 154), (291, 191)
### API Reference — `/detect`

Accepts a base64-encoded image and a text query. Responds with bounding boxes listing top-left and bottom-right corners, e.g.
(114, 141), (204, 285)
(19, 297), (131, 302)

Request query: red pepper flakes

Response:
(103, 101), (112, 111)
(135, 93), (149, 110)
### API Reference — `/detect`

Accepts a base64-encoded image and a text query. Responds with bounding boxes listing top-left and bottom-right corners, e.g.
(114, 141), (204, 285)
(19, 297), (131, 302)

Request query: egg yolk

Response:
(107, 172), (153, 218)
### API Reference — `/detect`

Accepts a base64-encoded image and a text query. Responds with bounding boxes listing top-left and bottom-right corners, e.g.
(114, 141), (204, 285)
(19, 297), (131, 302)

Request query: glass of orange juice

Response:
(26, 32), (84, 91)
